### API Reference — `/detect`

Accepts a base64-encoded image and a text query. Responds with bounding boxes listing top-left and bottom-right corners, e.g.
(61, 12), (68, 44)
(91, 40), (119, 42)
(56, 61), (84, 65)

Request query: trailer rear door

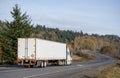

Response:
(27, 38), (36, 59)
(18, 38), (36, 60)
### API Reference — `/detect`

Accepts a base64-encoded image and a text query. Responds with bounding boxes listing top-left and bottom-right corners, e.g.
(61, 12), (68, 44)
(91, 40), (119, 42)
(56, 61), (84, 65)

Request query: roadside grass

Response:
(94, 63), (120, 78)
(72, 52), (96, 62)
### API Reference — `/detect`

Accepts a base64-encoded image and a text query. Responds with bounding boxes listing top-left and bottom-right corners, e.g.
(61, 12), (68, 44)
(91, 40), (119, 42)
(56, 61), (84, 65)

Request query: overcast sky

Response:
(0, 0), (120, 36)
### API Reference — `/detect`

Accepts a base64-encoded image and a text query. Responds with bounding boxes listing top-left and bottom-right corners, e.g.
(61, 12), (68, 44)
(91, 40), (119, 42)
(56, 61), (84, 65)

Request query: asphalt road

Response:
(0, 52), (117, 78)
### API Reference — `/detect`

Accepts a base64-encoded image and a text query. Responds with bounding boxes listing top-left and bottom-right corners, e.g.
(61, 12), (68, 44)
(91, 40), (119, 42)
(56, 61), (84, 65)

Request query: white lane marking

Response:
(76, 65), (83, 66)
(0, 68), (31, 73)
(23, 66), (82, 78)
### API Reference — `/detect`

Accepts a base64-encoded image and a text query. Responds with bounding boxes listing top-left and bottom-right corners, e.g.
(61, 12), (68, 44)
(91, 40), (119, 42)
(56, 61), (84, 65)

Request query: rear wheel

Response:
(41, 61), (44, 68)
(43, 61), (47, 67)
(36, 61), (47, 68)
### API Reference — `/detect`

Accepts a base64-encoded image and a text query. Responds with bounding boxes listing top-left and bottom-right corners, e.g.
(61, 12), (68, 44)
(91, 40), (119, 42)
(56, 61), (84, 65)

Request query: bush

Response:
(100, 46), (117, 56)
(74, 50), (92, 59)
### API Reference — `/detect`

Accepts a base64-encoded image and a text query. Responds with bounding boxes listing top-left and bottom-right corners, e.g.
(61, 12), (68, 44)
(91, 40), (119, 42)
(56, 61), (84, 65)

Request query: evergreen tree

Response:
(0, 4), (33, 63)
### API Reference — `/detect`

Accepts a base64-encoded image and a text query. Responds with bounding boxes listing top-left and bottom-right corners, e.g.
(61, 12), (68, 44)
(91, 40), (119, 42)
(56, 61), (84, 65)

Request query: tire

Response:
(43, 61), (47, 67)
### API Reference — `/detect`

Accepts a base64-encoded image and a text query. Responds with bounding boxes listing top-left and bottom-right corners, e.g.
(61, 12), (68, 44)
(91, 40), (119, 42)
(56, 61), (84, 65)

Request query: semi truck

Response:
(17, 38), (72, 67)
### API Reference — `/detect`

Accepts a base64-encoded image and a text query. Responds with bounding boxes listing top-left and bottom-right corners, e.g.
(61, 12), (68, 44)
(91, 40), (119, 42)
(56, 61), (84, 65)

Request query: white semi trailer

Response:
(17, 38), (72, 67)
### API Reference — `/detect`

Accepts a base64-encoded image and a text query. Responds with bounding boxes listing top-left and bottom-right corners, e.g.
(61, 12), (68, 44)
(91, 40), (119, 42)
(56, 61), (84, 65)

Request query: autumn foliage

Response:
(100, 46), (117, 57)
(0, 4), (120, 63)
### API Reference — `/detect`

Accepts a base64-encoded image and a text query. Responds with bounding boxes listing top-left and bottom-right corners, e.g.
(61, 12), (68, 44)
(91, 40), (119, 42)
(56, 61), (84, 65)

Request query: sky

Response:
(0, 0), (120, 36)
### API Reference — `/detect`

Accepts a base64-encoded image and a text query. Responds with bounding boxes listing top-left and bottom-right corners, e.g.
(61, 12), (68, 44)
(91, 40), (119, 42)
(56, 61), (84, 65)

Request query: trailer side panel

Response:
(36, 39), (66, 60)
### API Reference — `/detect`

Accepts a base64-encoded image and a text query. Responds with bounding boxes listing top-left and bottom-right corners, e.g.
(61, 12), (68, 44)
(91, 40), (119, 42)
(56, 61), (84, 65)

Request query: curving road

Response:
(0, 52), (117, 78)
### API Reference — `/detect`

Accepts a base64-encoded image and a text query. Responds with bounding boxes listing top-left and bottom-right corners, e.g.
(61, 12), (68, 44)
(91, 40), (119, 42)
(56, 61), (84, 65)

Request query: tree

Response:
(0, 4), (33, 63)
(80, 30), (83, 36)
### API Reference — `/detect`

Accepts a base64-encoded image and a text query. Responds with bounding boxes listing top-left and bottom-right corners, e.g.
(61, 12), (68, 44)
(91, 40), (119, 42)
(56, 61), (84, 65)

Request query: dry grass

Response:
(72, 54), (96, 62)
(72, 55), (83, 62)
(94, 63), (120, 78)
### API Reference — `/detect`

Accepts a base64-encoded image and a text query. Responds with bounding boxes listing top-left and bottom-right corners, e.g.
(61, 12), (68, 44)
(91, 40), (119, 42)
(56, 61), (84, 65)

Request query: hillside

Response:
(0, 21), (120, 63)
(0, 4), (120, 63)
(32, 25), (120, 57)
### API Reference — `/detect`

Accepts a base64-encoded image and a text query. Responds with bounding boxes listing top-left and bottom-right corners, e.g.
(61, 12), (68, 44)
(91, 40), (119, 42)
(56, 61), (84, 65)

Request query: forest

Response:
(0, 4), (120, 64)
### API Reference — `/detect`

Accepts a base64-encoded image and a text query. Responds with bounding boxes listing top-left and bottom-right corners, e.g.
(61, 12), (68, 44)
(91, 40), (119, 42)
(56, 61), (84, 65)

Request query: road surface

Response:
(0, 52), (117, 78)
